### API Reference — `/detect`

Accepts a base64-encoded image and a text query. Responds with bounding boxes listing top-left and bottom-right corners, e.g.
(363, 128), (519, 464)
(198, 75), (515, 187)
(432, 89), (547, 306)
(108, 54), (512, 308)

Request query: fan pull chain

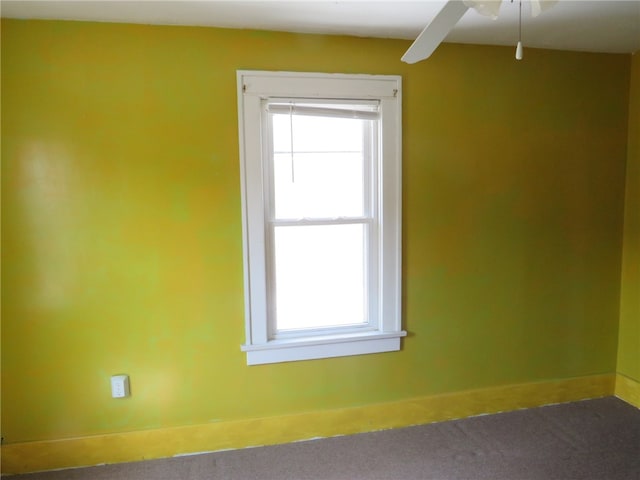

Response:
(515, 0), (523, 60)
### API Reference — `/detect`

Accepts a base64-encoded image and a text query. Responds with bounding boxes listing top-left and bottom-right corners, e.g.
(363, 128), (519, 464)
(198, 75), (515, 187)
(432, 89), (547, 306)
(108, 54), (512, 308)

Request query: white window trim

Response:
(237, 70), (405, 365)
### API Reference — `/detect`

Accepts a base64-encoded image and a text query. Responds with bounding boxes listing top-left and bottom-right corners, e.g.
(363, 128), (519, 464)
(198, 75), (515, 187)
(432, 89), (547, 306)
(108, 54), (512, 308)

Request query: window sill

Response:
(241, 330), (407, 365)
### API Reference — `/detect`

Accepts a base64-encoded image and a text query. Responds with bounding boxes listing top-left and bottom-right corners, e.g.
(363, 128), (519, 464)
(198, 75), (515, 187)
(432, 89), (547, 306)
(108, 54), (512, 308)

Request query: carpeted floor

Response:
(14, 396), (640, 480)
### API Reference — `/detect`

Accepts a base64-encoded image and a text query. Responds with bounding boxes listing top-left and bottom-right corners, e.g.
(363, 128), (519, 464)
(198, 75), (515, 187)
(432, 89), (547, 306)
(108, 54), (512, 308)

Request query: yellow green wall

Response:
(1, 18), (631, 450)
(618, 53), (640, 383)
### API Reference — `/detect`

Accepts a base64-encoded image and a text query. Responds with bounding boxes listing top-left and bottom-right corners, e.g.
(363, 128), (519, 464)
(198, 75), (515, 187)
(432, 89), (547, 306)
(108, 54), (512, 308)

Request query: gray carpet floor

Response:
(14, 396), (640, 480)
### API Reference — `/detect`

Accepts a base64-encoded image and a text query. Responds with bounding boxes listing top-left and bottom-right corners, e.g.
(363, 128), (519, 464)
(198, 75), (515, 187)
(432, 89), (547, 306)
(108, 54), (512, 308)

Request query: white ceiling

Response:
(2, 1), (639, 55)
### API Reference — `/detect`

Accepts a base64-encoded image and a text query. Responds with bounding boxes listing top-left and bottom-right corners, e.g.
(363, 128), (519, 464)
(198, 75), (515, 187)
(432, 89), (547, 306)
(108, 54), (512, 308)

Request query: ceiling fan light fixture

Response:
(463, 0), (502, 19)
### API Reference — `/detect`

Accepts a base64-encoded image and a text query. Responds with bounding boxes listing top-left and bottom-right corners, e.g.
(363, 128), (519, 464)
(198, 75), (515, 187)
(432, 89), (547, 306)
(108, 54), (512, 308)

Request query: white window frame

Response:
(237, 70), (405, 365)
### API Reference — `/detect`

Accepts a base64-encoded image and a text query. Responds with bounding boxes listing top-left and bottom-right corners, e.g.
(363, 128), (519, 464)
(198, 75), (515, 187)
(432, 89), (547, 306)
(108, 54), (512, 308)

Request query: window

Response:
(237, 71), (404, 365)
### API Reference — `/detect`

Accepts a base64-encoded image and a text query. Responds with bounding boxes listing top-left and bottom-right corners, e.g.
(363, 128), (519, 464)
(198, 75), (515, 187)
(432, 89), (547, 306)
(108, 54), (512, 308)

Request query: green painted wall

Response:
(618, 54), (640, 382)
(1, 19), (630, 444)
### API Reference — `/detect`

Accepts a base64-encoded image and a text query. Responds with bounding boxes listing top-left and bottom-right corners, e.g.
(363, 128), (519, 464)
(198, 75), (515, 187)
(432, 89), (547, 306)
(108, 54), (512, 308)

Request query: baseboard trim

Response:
(615, 373), (640, 408)
(1, 373), (615, 475)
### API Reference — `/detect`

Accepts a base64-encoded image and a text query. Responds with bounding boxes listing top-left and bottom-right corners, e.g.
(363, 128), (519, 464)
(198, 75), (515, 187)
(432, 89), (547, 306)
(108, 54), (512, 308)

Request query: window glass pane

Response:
(273, 224), (367, 331)
(272, 114), (369, 219)
(273, 152), (364, 219)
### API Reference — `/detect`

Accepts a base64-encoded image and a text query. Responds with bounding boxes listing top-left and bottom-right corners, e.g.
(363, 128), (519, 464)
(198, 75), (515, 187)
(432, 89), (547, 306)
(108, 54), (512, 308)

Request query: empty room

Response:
(1, 1), (639, 478)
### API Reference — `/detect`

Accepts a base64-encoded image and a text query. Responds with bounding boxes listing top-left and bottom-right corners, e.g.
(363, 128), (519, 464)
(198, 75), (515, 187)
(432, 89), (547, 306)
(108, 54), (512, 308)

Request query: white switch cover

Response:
(111, 374), (130, 398)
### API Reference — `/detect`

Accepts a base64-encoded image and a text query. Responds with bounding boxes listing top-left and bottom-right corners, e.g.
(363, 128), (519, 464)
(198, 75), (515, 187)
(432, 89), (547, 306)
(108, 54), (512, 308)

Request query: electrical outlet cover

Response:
(111, 374), (130, 398)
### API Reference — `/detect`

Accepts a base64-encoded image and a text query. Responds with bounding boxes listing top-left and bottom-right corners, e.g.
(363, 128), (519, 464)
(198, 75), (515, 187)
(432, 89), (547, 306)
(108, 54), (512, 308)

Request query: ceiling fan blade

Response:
(401, 0), (470, 64)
